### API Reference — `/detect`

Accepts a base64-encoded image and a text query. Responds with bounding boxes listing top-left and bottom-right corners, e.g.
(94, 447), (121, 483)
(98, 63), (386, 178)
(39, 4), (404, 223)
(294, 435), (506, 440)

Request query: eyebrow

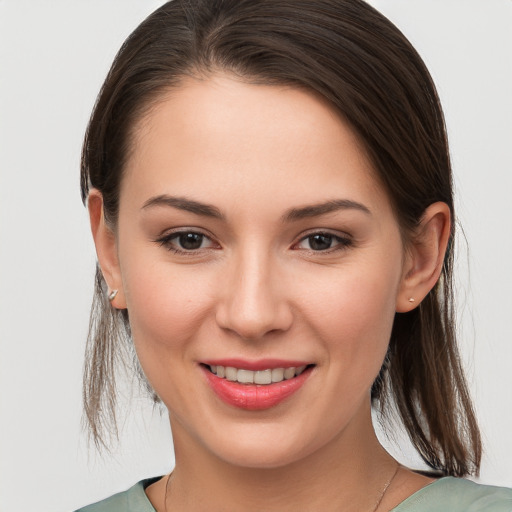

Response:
(282, 199), (371, 222)
(141, 195), (371, 222)
(142, 195), (225, 220)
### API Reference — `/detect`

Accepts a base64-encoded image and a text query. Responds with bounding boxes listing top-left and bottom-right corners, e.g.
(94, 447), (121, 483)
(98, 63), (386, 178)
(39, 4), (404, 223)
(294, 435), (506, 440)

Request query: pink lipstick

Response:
(201, 360), (313, 410)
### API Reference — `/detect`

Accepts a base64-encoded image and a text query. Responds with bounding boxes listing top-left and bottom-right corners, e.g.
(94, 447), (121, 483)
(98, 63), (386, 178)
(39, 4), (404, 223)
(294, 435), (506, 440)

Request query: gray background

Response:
(1, 1), (511, 511)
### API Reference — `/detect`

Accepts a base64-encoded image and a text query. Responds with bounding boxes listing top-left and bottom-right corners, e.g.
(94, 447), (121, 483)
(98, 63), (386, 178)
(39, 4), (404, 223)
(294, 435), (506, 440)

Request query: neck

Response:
(165, 406), (397, 512)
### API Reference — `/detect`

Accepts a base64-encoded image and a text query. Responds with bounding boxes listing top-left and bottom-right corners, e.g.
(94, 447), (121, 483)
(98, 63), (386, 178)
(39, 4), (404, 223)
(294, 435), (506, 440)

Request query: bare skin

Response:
(146, 428), (435, 512)
(90, 73), (449, 512)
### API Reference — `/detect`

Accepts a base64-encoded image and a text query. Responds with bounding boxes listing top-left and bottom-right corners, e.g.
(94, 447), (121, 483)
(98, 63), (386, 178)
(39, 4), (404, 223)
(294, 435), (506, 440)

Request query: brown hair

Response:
(81, 0), (481, 476)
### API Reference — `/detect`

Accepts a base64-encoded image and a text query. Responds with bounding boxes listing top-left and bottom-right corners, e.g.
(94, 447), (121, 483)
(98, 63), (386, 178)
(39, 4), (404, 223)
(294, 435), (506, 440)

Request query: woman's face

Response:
(110, 74), (409, 468)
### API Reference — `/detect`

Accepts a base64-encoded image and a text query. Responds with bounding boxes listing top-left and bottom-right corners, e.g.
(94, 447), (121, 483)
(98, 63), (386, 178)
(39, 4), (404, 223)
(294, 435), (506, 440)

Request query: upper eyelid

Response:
(154, 227), (352, 247)
(155, 228), (218, 247)
(155, 230), (220, 255)
(156, 226), (216, 240)
(294, 228), (352, 242)
(292, 230), (353, 250)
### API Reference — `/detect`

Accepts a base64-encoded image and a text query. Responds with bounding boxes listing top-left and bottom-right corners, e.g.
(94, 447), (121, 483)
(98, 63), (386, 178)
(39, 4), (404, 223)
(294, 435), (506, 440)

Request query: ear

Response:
(88, 189), (127, 309)
(396, 202), (451, 313)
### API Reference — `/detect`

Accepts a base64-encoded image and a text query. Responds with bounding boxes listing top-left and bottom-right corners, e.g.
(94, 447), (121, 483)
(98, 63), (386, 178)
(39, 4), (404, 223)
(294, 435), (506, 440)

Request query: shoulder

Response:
(74, 478), (158, 512)
(393, 477), (512, 512)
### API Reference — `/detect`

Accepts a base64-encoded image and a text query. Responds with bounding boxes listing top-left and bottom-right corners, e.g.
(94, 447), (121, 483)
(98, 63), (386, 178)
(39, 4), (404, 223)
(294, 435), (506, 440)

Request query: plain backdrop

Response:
(0, 1), (511, 511)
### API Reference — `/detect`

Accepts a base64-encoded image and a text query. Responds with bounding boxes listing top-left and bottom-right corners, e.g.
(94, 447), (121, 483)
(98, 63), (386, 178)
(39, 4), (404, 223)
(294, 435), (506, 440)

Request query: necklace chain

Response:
(370, 462), (400, 512)
(164, 462), (400, 512)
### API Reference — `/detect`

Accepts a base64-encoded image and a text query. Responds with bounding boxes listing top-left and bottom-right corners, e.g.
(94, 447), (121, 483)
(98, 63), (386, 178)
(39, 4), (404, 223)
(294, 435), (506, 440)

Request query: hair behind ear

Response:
(373, 258), (482, 477)
(82, 265), (130, 449)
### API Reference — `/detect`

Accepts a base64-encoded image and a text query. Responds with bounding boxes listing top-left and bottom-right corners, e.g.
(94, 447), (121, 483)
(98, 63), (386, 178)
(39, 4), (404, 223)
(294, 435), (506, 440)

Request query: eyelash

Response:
(155, 229), (353, 255)
(293, 231), (353, 253)
(155, 230), (218, 255)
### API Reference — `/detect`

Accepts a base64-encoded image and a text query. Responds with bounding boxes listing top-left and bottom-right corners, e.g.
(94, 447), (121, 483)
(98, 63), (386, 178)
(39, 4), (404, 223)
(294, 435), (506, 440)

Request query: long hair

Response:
(81, 0), (481, 476)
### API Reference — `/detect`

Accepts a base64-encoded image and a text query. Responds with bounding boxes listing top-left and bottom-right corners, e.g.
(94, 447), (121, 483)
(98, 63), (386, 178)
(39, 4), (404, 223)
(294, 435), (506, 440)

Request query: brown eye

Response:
(177, 232), (205, 250)
(308, 234), (334, 251)
(295, 232), (352, 252)
(156, 230), (217, 253)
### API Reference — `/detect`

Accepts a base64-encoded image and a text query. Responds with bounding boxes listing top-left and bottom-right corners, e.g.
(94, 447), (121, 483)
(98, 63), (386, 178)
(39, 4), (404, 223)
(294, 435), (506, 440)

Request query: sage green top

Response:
(75, 476), (512, 512)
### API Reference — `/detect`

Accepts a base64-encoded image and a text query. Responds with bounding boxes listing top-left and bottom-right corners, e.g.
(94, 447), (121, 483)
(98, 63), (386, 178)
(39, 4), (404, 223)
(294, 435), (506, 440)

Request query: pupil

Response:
(179, 233), (203, 250)
(310, 234), (332, 251)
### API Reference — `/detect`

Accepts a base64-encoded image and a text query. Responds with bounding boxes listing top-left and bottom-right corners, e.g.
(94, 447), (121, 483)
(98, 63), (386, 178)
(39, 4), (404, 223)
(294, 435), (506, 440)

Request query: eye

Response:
(156, 230), (217, 253)
(295, 232), (352, 252)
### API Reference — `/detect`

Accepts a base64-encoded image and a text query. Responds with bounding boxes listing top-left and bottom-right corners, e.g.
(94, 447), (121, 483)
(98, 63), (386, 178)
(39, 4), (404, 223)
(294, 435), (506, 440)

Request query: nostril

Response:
(215, 299), (294, 340)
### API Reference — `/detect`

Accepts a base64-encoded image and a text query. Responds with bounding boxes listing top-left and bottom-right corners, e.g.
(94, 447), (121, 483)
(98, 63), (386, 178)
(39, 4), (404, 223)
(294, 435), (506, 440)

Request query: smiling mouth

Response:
(206, 364), (310, 385)
(202, 363), (314, 410)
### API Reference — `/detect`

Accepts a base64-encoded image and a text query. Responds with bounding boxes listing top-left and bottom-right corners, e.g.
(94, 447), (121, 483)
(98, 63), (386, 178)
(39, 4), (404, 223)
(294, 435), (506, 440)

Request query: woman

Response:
(76, 0), (512, 510)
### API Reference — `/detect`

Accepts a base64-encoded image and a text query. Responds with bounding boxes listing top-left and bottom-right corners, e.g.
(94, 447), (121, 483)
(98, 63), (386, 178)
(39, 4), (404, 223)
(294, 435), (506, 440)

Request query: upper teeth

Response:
(210, 365), (307, 385)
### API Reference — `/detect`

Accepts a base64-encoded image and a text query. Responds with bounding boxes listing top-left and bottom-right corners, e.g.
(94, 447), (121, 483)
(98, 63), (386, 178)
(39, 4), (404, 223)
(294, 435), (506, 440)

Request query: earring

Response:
(408, 297), (415, 303)
(108, 289), (118, 301)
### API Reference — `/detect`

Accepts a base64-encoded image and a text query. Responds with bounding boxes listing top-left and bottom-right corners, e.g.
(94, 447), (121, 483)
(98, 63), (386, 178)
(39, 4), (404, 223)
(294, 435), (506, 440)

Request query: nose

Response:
(215, 247), (293, 340)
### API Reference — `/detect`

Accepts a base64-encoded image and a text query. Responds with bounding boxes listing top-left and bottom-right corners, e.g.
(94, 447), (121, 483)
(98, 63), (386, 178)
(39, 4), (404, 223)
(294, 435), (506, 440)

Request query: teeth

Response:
(254, 369), (272, 385)
(208, 365), (308, 385)
(225, 367), (237, 381)
(271, 368), (284, 382)
(237, 369), (254, 384)
(283, 367), (295, 380)
(295, 365), (306, 375)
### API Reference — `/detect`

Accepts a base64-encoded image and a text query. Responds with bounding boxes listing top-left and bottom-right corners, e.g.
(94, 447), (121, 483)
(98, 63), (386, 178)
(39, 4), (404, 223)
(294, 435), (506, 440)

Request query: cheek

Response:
(308, 258), (399, 324)
(300, 254), (401, 370)
(120, 253), (213, 355)
(120, 259), (218, 407)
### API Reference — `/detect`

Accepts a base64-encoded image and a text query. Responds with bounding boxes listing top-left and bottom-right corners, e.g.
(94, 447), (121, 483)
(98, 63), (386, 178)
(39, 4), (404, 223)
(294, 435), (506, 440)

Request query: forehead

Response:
(122, 73), (391, 218)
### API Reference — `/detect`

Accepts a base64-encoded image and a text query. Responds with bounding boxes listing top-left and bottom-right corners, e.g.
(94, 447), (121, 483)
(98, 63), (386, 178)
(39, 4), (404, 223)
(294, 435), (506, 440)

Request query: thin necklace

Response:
(164, 462), (400, 512)
(371, 462), (400, 512)
(164, 472), (172, 512)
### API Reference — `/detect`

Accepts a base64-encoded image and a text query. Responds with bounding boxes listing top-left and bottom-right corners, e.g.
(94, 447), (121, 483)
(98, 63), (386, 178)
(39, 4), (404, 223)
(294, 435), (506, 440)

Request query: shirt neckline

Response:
(138, 475), (455, 512)
(390, 476), (454, 510)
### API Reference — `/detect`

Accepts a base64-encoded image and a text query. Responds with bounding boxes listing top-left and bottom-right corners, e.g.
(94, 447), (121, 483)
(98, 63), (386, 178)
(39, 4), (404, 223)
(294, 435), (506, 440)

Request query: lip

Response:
(201, 363), (313, 410)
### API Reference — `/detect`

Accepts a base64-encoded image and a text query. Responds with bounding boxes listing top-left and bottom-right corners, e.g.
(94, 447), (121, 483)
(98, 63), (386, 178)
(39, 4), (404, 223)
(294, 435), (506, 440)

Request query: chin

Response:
(213, 443), (309, 470)
(201, 421), (332, 470)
